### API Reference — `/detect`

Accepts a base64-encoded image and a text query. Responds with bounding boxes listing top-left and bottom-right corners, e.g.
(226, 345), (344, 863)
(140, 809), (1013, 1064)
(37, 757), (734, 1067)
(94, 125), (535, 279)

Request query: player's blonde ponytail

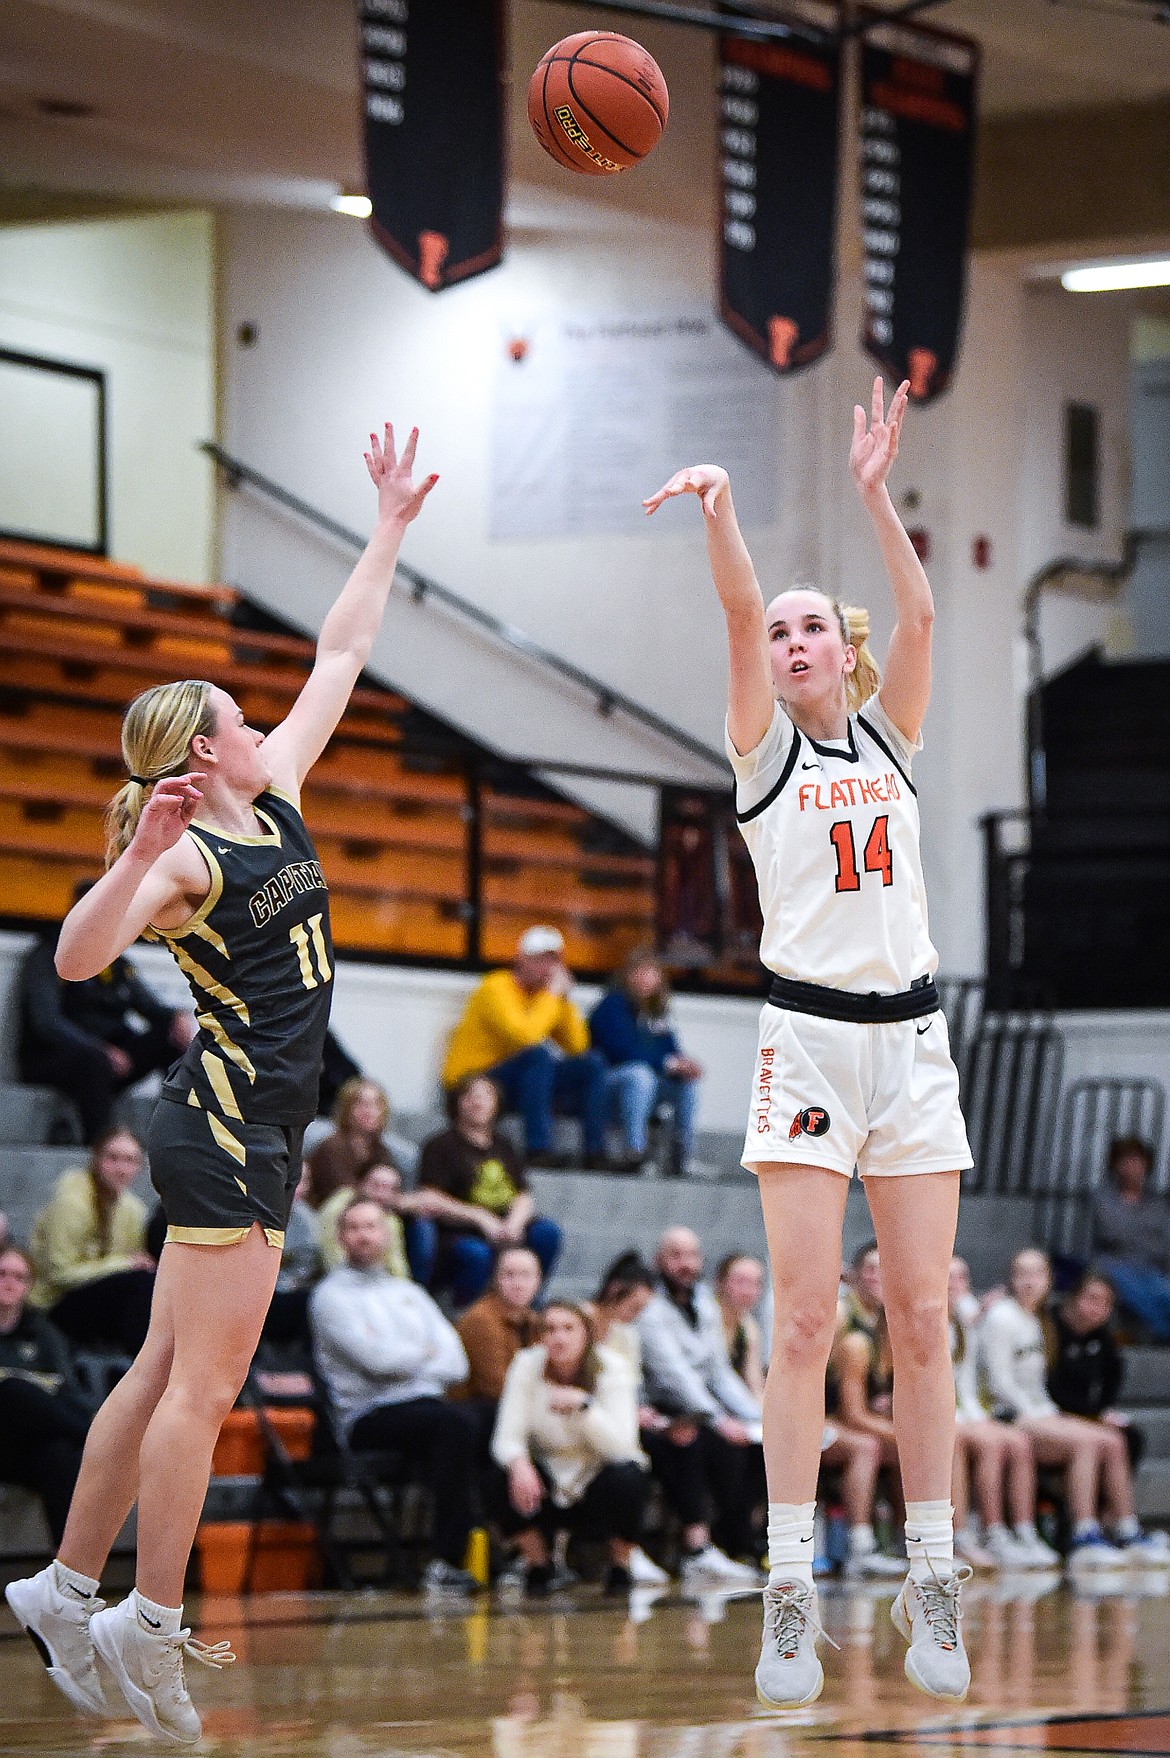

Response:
(835, 602), (881, 714)
(104, 680), (216, 866)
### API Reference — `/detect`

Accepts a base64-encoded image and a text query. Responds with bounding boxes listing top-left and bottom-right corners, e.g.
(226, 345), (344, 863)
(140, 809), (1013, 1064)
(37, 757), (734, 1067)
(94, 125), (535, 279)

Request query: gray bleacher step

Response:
(1122, 1407), (1170, 1456)
(0, 1082), (79, 1146)
(1120, 1348), (1170, 1407)
(1135, 1458), (1170, 1522)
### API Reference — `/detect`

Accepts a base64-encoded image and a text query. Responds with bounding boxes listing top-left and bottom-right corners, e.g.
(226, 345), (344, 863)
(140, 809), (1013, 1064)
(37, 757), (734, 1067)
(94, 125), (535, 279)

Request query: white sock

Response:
(905, 1500), (955, 1582)
(1012, 1520), (1038, 1542)
(1074, 1518), (1102, 1541)
(132, 1589), (183, 1637)
(848, 1522), (877, 1558)
(1115, 1515), (1141, 1542)
(52, 1559), (99, 1602)
(767, 1501), (816, 1589)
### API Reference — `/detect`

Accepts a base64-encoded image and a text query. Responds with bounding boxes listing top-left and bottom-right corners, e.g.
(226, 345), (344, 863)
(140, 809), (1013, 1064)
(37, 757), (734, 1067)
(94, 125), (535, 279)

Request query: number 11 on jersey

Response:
(289, 913), (332, 988)
(830, 816), (893, 894)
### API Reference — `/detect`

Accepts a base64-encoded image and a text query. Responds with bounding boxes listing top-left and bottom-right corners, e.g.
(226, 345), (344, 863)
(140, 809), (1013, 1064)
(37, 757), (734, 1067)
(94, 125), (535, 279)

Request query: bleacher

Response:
(0, 538), (657, 972)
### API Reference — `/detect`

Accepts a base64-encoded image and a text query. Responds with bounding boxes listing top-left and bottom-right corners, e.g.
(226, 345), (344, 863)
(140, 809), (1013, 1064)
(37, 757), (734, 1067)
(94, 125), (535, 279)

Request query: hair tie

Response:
(129, 775), (152, 787)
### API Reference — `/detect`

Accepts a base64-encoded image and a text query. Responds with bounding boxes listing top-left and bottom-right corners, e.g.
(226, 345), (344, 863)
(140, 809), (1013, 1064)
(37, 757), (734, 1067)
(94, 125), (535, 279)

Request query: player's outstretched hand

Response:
(130, 774), (205, 864)
(364, 422), (439, 527)
(850, 375), (909, 500)
(643, 464), (729, 520)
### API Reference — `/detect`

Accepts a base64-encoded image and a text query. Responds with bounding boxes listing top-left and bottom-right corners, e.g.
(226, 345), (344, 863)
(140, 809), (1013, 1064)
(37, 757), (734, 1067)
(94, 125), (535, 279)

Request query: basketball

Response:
(527, 31), (669, 176)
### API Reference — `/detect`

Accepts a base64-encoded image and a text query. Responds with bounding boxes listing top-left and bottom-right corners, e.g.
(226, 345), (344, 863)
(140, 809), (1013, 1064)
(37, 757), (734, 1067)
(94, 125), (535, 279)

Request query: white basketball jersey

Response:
(726, 695), (938, 994)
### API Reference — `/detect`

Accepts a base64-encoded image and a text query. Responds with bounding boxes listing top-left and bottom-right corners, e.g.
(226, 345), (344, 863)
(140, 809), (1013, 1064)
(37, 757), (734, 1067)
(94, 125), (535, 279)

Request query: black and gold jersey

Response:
(157, 787), (334, 1130)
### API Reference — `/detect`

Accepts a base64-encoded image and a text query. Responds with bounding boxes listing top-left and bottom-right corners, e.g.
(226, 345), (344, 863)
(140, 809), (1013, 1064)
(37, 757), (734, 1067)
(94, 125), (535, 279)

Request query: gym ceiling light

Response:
(1061, 258), (1170, 291)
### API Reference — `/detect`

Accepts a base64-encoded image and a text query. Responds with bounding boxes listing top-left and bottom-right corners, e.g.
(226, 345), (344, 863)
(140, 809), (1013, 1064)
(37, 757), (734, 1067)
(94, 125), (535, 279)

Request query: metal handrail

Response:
(201, 441), (728, 778)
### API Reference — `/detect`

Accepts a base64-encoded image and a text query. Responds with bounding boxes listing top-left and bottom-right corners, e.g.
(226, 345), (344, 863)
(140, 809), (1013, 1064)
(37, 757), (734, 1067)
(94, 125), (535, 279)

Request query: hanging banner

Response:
(859, 17), (979, 403)
(718, 1), (843, 375)
(360, 0), (505, 291)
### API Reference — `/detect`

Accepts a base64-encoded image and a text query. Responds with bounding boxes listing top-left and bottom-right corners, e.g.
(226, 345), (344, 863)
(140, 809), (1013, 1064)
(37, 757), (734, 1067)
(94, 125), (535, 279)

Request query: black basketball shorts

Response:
(146, 1095), (305, 1249)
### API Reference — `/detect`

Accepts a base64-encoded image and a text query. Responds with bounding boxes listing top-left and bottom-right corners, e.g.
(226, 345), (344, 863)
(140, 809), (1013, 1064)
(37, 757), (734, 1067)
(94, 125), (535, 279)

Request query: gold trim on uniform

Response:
(167, 1224), (251, 1246)
(158, 840), (225, 941)
(200, 1049), (244, 1121)
(169, 942), (250, 1025)
(196, 1012), (257, 1083)
(188, 918), (231, 959)
(265, 784), (301, 812)
(165, 1224), (284, 1250)
(207, 1113), (247, 1166)
(186, 1090), (201, 1108)
(192, 804), (282, 848)
(234, 1176), (248, 1195)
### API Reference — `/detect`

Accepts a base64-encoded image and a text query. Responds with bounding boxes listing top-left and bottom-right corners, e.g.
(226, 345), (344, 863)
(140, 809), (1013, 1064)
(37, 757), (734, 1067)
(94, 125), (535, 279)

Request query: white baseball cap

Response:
(518, 925), (564, 957)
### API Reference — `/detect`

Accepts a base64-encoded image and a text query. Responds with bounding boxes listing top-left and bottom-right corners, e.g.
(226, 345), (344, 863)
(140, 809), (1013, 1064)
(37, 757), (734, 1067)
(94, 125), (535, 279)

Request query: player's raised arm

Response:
(55, 775), (208, 980)
(262, 423), (439, 795)
(643, 465), (774, 758)
(850, 377), (934, 744)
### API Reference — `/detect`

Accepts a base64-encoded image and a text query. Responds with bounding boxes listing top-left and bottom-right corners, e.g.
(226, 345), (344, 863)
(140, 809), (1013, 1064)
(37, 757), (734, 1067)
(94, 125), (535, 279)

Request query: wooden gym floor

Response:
(4, 1575), (1170, 1756)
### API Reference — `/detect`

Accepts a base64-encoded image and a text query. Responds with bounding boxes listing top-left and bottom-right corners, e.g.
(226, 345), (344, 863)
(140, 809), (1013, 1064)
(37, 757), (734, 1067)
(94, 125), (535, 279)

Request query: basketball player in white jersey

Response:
(645, 379), (974, 1709)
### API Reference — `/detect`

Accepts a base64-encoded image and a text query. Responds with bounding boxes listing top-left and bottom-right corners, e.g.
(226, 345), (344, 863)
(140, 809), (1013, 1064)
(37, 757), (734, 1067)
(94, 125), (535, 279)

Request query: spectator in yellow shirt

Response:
(442, 927), (610, 1168)
(28, 1128), (155, 1358)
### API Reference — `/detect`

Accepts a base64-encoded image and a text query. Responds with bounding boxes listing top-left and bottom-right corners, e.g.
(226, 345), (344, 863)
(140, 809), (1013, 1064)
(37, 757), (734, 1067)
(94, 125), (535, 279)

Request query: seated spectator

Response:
(948, 1256), (1057, 1570)
(29, 1128), (155, 1358)
(1091, 1136), (1170, 1342)
(317, 1025), (362, 1119)
(584, 1252), (657, 1375)
(319, 1163), (410, 1280)
(588, 949), (703, 1175)
(1050, 1270), (1146, 1477)
(980, 1247), (1167, 1565)
(455, 1246), (543, 1455)
(309, 1197), (479, 1595)
(261, 1164), (324, 1354)
(303, 1077), (402, 1209)
(828, 1243), (908, 1575)
(18, 901), (195, 1143)
(714, 1254), (767, 1403)
(441, 926), (609, 1168)
(636, 1226), (764, 1583)
(488, 1301), (654, 1593)
(0, 1245), (91, 1544)
(413, 1074), (562, 1307)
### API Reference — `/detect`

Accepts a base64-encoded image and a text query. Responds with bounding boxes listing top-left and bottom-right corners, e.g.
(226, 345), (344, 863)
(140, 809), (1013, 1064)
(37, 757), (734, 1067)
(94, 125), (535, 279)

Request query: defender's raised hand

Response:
(364, 422), (439, 527)
(643, 464), (730, 520)
(850, 376), (910, 500)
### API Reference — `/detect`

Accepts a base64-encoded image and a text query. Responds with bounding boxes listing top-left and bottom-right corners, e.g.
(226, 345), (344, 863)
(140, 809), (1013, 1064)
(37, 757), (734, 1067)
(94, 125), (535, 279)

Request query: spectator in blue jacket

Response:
(589, 950), (702, 1175)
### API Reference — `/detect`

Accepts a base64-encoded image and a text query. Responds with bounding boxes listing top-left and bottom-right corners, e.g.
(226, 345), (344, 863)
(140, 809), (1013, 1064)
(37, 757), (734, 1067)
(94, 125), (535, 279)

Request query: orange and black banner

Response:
(360, 0), (506, 291)
(718, 1), (843, 375)
(859, 16), (979, 403)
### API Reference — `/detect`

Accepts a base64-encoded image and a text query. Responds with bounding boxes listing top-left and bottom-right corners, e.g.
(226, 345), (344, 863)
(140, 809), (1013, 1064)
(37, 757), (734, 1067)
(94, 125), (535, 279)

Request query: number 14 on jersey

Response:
(830, 815), (893, 893)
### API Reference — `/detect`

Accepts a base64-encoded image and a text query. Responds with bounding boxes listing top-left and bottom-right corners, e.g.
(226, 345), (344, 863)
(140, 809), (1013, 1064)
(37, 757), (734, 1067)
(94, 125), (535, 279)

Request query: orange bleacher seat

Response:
(0, 543), (663, 971)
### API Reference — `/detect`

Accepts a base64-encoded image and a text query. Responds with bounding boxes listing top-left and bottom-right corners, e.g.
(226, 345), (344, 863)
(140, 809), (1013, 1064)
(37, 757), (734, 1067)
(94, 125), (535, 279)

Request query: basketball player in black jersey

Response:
(6, 424), (437, 1743)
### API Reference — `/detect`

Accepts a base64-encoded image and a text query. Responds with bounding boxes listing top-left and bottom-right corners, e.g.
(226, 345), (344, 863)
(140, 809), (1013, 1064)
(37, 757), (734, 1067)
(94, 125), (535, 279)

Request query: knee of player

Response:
(169, 1365), (248, 1425)
(886, 1290), (948, 1369)
(772, 1297), (838, 1371)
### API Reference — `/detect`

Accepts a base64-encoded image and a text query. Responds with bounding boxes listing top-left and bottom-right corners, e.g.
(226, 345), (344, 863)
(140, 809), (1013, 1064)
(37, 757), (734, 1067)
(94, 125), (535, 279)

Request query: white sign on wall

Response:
(489, 312), (781, 540)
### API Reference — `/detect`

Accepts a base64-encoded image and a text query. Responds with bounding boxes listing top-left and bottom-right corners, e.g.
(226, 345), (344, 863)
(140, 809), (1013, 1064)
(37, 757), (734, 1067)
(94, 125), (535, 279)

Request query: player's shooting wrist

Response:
(858, 481), (895, 517)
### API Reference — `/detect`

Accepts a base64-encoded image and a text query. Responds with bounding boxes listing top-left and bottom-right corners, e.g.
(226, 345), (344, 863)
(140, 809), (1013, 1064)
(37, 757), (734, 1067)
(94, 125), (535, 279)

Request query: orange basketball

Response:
(528, 31), (668, 177)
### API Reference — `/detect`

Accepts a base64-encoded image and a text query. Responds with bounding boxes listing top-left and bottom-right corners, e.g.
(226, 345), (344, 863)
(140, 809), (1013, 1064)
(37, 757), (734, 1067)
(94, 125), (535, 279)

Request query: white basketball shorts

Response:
(741, 1003), (973, 1179)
